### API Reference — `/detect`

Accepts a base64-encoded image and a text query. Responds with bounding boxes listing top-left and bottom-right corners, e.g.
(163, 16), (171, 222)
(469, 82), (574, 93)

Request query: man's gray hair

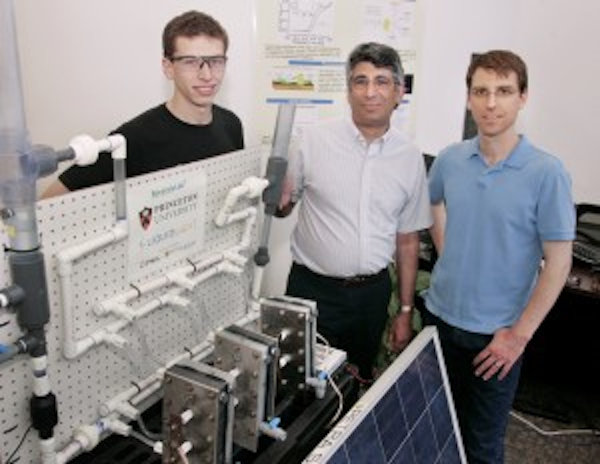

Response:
(346, 42), (405, 86)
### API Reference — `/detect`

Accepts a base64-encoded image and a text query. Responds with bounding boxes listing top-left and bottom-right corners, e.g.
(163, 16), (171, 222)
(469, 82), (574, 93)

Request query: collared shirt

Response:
(425, 136), (576, 333)
(288, 117), (432, 277)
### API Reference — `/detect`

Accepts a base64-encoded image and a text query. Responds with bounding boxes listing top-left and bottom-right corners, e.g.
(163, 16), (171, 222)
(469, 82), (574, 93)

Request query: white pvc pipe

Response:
(56, 224), (128, 359)
(215, 177), (267, 226)
(83, 256), (242, 357)
(96, 251), (226, 317)
(56, 224), (128, 272)
(31, 355), (51, 397)
(56, 296), (258, 461)
(60, 243), (237, 359)
(53, 176), (266, 460)
(100, 340), (212, 416)
(40, 437), (58, 464)
(251, 266), (265, 302)
(64, 177), (259, 357)
(215, 184), (251, 227)
(108, 135), (127, 218)
(240, 208), (258, 248)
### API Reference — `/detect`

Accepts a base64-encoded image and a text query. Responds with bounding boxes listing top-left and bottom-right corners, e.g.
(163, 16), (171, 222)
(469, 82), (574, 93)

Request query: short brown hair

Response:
(162, 10), (229, 58)
(466, 50), (528, 93)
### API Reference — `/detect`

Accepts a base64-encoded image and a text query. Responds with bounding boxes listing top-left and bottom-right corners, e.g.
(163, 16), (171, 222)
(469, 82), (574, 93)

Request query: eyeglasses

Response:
(350, 75), (397, 91)
(470, 86), (519, 99)
(169, 55), (228, 72)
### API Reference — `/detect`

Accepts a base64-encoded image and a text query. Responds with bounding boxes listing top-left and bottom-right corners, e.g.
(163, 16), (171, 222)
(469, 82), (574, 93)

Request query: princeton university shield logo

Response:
(139, 207), (153, 230)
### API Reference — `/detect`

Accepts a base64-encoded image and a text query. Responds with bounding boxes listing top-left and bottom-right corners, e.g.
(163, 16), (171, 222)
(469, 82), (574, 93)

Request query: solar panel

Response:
(303, 326), (466, 463)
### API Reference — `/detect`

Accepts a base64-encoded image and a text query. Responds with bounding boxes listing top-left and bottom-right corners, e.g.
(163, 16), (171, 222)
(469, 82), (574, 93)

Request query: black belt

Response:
(294, 263), (388, 288)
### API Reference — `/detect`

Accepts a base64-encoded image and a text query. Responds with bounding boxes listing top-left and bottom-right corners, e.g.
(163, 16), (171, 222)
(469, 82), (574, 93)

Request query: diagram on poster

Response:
(278, 0), (335, 43)
(256, 0), (422, 142)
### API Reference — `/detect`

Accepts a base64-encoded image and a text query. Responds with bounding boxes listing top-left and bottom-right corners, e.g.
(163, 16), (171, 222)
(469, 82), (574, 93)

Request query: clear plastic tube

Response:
(0, 0), (35, 209)
(113, 157), (127, 221)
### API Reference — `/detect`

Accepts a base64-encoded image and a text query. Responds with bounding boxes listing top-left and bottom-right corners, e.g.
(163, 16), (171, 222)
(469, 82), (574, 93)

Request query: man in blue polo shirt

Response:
(424, 50), (575, 464)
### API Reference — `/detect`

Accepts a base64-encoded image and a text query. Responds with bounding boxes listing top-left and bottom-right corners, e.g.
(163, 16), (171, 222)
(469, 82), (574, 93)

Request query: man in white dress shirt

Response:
(277, 42), (432, 383)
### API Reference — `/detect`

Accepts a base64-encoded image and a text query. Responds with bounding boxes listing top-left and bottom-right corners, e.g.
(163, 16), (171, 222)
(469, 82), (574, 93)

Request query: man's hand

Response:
(388, 311), (413, 353)
(473, 327), (529, 381)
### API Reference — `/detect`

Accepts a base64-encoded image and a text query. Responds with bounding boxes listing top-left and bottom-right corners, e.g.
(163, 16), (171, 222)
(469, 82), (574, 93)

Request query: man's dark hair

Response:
(466, 50), (528, 93)
(346, 42), (405, 86)
(162, 10), (229, 58)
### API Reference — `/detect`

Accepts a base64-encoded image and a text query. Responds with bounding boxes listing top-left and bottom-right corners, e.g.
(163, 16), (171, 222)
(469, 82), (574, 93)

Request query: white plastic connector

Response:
(114, 402), (139, 421)
(181, 409), (194, 425)
(69, 135), (101, 166)
(39, 437), (57, 464)
(219, 261), (244, 276)
(167, 270), (196, 291)
(306, 375), (328, 399)
(179, 441), (193, 455)
(108, 134), (126, 159)
(91, 330), (127, 349)
(206, 330), (216, 344)
(241, 176), (269, 199)
(259, 420), (287, 441)
(279, 354), (293, 368)
(228, 367), (241, 380)
(73, 424), (101, 451)
(160, 294), (190, 308)
(279, 329), (292, 342)
(104, 417), (131, 436)
(223, 249), (248, 267)
(95, 301), (133, 320)
(112, 222), (129, 241)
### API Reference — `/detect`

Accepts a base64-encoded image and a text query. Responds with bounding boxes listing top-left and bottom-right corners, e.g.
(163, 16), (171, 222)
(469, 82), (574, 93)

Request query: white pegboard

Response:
(0, 146), (267, 463)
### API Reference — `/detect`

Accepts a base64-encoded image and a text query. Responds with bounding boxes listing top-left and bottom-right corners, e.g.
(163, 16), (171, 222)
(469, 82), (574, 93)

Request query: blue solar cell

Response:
(374, 387), (408, 460)
(346, 415), (385, 462)
(302, 327), (466, 464)
(430, 387), (455, 450)
(419, 341), (444, 400)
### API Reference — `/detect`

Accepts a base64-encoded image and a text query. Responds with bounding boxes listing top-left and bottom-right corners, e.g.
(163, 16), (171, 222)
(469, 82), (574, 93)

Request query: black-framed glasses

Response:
(169, 55), (228, 72)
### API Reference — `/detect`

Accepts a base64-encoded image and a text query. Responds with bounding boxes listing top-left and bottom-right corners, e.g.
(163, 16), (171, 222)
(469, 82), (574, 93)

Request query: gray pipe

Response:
(254, 104), (296, 266)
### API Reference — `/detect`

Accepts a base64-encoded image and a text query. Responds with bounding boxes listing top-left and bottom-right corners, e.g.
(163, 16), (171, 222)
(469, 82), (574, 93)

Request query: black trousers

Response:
(286, 262), (391, 380)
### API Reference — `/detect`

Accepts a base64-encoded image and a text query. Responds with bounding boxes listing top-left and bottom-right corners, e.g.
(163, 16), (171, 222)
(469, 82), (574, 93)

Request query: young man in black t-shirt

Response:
(42, 10), (243, 197)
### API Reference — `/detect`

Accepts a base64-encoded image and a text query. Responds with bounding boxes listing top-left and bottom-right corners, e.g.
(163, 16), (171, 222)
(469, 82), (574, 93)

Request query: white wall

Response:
(11, 0), (600, 296)
(414, 0), (519, 155)
(13, 1), (259, 165)
(514, 0), (600, 203)
(414, 0), (600, 204)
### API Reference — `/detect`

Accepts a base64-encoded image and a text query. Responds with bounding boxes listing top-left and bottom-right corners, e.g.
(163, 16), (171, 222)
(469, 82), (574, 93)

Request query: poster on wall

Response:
(254, 0), (422, 143)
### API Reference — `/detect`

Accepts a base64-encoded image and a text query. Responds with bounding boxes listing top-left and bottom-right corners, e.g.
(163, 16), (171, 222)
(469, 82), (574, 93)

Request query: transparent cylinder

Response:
(113, 157), (127, 221)
(0, 0), (35, 209)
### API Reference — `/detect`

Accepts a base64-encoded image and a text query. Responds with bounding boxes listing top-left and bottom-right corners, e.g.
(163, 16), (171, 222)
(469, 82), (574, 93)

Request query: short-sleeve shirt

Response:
(288, 117), (432, 277)
(425, 136), (575, 333)
(60, 103), (244, 190)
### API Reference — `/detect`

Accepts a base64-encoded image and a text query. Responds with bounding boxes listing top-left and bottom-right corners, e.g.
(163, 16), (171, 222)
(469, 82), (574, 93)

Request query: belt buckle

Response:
(342, 275), (368, 287)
